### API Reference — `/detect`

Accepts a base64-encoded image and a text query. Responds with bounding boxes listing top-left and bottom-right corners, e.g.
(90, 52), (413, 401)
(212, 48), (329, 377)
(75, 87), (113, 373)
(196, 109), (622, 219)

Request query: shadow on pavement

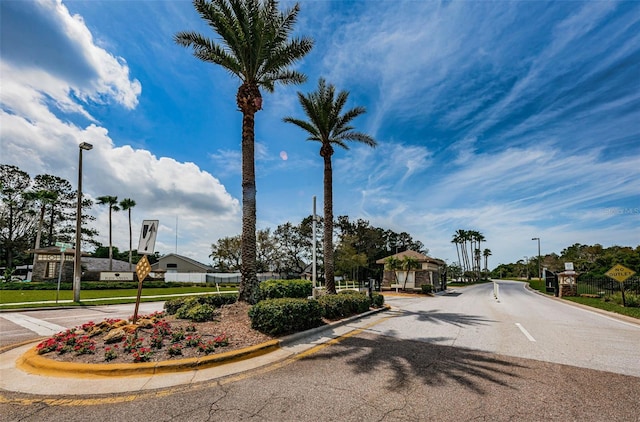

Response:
(305, 333), (527, 395)
(386, 307), (495, 327)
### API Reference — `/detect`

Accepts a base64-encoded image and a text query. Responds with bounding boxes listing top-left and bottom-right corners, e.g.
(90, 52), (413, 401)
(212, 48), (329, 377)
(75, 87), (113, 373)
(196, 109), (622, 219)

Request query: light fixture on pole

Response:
(73, 142), (93, 302)
(532, 237), (541, 280)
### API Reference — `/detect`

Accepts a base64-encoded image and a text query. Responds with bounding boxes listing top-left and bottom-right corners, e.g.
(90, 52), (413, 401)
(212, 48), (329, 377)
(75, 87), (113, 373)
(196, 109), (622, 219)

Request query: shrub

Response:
(164, 293), (238, 316)
(249, 298), (323, 335)
(371, 292), (385, 308)
(185, 303), (219, 322)
(259, 279), (313, 300)
(421, 284), (434, 294)
(318, 292), (370, 319)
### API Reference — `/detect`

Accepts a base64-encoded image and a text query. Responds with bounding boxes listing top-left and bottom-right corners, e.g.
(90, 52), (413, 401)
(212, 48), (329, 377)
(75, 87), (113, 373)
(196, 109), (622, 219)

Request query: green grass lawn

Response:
(523, 279), (640, 319)
(0, 286), (237, 309)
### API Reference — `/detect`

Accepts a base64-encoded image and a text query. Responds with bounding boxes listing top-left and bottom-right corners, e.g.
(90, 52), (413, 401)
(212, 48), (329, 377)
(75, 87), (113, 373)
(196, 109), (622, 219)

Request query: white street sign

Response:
(137, 220), (159, 255)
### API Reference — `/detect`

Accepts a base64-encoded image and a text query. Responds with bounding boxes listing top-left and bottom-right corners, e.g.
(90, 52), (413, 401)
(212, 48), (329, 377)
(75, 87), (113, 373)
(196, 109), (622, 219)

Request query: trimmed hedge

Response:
(259, 279), (312, 300)
(164, 293), (238, 320)
(248, 298), (323, 335)
(319, 292), (371, 319)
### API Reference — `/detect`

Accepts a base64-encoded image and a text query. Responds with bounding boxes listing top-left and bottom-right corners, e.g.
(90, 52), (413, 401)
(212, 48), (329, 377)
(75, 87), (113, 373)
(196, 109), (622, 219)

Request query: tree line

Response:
(491, 243), (640, 279)
(210, 215), (427, 284)
(0, 164), (142, 276)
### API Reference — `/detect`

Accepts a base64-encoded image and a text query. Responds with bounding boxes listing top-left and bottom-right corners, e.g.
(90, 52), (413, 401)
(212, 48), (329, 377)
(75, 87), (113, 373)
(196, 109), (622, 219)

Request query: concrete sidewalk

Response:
(0, 307), (389, 397)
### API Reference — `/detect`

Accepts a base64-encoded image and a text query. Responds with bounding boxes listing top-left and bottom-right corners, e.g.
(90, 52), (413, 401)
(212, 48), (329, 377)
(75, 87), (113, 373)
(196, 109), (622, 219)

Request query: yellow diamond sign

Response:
(605, 264), (636, 283)
(136, 255), (151, 281)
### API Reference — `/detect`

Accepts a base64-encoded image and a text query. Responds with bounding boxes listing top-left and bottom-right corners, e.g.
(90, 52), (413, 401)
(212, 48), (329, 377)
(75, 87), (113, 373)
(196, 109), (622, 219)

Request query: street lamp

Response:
(532, 237), (541, 280)
(73, 142), (92, 302)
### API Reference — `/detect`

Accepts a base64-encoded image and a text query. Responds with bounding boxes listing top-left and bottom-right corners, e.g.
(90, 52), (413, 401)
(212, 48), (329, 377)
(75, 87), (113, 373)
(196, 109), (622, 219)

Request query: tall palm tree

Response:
(96, 196), (120, 271)
(483, 248), (492, 272)
(284, 78), (377, 294)
(119, 198), (136, 271)
(175, 0), (313, 304)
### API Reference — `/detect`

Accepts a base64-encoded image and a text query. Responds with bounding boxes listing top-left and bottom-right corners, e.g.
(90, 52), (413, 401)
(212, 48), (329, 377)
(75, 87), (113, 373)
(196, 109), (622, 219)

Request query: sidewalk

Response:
(0, 307), (389, 397)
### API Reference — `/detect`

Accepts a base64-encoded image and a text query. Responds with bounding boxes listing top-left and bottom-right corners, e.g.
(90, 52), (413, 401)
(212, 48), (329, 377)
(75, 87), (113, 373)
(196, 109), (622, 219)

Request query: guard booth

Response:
(545, 269), (558, 297)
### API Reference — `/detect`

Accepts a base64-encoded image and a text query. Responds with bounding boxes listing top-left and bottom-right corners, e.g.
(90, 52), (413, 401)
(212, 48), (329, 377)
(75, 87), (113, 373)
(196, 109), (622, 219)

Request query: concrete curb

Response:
(13, 305), (390, 379)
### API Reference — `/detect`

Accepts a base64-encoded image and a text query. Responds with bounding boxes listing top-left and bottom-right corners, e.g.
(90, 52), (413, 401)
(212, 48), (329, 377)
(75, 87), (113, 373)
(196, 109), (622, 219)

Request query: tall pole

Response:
(312, 196), (317, 297)
(73, 142), (92, 302)
(532, 237), (541, 280)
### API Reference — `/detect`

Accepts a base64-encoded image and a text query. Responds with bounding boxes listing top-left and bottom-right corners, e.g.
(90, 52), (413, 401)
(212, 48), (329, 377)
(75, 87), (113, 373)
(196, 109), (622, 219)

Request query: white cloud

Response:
(0, 0), (240, 264)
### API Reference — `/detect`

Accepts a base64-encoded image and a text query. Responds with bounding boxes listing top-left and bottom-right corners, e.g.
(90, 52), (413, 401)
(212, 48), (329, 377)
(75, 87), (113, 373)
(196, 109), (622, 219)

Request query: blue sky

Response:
(1, 0), (638, 269)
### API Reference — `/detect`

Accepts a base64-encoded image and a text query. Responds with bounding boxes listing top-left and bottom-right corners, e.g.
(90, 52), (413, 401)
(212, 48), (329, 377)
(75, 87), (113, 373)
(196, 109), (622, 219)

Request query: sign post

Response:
(132, 220), (158, 323)
(54, 242), (72, 303)
(605, 264), (636, 307)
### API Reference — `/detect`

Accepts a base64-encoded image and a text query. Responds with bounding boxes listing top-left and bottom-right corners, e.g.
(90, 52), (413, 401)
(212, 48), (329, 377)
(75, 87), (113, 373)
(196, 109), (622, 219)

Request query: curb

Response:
(17, 340), (280, 378)
(13, 305), (390, 379)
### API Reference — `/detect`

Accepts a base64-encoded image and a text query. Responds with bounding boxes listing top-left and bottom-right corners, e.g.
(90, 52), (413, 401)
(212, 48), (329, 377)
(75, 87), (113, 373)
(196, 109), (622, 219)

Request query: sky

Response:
(1, 0), (639, 270)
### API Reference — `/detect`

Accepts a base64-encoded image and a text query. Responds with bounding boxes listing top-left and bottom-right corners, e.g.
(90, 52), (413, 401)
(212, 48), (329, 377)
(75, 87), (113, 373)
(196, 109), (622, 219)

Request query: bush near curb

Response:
(319, 291), (371, 319)
(164, 294), (238, 321)
(421, 284), (434, 294)
(248, 298), (323, 335)
(259, 279), (312, 300)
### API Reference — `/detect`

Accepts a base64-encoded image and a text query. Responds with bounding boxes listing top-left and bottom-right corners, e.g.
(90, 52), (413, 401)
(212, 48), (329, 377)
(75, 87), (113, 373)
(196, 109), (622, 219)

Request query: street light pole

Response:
(73, 142), (93, 302)
(532, 237), (541, 280)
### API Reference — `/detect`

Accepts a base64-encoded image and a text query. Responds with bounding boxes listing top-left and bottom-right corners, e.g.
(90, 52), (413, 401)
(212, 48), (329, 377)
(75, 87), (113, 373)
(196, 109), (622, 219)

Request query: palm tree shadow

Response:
(304, 310), (524, 394)
(387, 308), (494, 328)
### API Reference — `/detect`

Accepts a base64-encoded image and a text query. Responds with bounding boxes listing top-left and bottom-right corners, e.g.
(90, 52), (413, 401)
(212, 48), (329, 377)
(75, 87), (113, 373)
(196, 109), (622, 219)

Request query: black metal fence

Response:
(577, 276), (640, 298)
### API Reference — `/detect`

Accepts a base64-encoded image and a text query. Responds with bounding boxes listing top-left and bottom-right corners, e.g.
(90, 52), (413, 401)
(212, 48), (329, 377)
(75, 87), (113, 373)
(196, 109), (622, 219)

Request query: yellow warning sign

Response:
(605, 264), (636, 283)
(136, 255), (151, 281)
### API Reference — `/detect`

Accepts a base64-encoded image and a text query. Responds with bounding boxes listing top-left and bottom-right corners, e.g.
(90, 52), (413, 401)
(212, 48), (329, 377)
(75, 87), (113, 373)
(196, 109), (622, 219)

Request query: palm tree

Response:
(119, 198), (136, 271)
(483, 248), (492, 272)
(96, 196), (120, 271)
(175, 0), (313, 304)
(384, 256), (401, 285)
(284, 78), (377, 294)
(400, 255), (420, 290)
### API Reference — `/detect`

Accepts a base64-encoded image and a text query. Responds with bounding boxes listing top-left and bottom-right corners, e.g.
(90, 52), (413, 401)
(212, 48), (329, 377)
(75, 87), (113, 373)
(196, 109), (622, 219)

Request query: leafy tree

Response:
(273, 219), (314, 276)
(119, 198), (136, 271)
(32, 174), (76, 247)
(96, 196), (120, 271)
(284, 78), (377, 293)
(210, 235), (242, 272)
(0, 165), (34, 268)
(175, 0), (313, 304)
(23, 188), (58, 270)
(256, 228), (279, 273)
(335, 237), (367, 281)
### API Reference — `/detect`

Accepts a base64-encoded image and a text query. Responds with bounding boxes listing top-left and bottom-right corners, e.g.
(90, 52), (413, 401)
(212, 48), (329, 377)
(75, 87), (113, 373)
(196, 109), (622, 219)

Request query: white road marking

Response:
(0, 313), (67, 336)
(515, 322), (536, 342)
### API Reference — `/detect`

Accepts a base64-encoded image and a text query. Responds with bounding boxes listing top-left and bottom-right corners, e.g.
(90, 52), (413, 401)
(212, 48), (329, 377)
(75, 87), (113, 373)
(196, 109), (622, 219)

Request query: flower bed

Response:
(34, 302), (274, 365)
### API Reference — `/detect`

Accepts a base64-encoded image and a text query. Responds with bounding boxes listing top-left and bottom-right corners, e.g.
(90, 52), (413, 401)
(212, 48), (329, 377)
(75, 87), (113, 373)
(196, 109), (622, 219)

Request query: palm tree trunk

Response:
(128, 208), (132, 271)
(239, 108), (259, 304)
(108, 206), (113, 271)
(322, 150), (336, 294)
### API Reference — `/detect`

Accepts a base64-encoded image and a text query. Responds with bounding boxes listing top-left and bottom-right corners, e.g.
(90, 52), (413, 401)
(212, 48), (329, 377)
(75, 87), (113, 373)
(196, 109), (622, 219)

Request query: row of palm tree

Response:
(175, 0), (376, 302)
(95, 196), (136, 271)
(451, 229), (491, 280)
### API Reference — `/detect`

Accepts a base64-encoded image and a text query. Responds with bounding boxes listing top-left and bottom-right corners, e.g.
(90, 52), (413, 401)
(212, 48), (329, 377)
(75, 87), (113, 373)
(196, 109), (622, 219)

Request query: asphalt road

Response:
(1, 282), (639, 421)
